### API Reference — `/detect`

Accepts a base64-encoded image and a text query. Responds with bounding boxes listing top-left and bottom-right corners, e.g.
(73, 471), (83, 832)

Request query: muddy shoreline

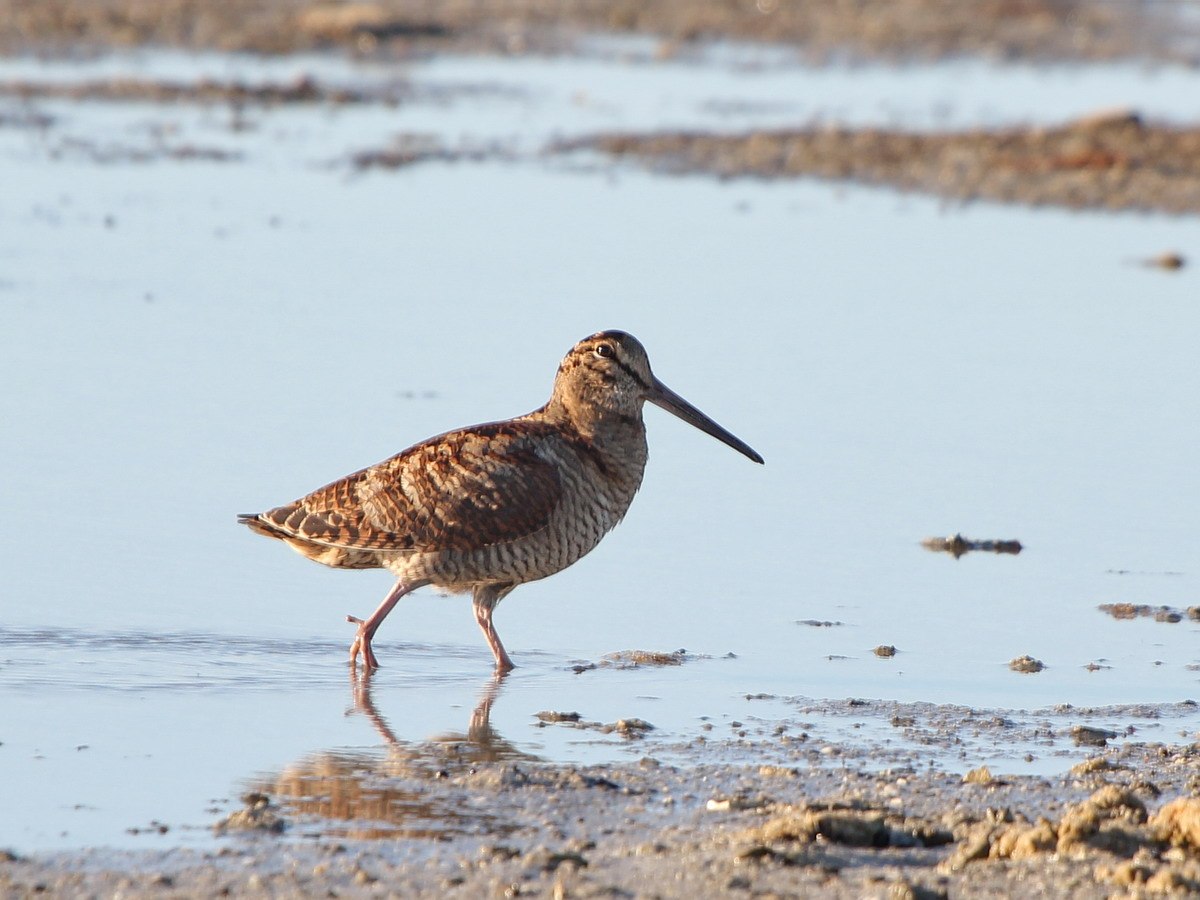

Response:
(560, 111), (1200, 216)
(6, 735), (1200, 898)
(5, 72), (1200, 216)
(6, 677), (1200, 897)
(1, 0), (1197, 64)
(3, 2), (1200, 215)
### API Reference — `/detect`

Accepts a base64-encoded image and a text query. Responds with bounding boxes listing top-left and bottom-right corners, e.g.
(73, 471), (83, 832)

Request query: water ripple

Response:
(0, 626), (481, 692)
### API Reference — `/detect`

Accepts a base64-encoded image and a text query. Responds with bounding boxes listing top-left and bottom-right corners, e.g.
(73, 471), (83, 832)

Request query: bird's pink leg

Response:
(347, 579), (420, 670)
(472, 584), (516, 673)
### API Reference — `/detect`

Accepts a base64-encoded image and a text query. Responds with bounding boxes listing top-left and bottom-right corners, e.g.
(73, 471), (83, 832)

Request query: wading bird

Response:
(239, 330), (763, 672)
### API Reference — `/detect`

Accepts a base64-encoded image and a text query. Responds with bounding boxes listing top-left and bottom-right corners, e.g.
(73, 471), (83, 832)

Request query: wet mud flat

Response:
(1, 0), (1196, 63)
(7, 70), (1200, 219)
(560, 111), (1200, 216)
(6, 736), (1200, 898)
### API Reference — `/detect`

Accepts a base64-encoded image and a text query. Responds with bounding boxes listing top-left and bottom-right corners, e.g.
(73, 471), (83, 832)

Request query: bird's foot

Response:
(347, 615), (380, 670)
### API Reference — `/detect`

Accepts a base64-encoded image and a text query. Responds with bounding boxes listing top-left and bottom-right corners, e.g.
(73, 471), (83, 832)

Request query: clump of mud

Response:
(939, 784), (1200, 892)
(213, 792), (286, 835)
(1072, 726), (1120, 748)
(1099, 603), (1200, 623)
(572, 649), (692, 673)
(1009, 655), (1045, 674)
(1138, 251), (1187, 271)
(535, 710), (656, 740)
(350, 134), (507, 170)
(921, 534), (1023, 559)
(736, 801), (955, 855)
(962, 766), (995, 786)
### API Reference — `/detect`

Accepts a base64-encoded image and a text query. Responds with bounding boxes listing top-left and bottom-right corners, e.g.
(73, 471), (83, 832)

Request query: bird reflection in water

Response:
(348, 667), (535, 765)
(244, 671), (532, 840)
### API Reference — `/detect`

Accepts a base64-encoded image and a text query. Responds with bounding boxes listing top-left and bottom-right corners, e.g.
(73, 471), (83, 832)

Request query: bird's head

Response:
(549, 330), (763, 464)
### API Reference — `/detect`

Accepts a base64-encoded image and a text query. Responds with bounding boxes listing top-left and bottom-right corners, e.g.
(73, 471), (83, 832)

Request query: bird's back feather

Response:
(241, 419), (566, 556)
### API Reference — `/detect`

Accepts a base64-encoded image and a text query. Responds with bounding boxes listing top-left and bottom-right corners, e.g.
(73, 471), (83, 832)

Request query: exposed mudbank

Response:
(2, 0), (1197, 64)
(559, 112), (1200, 215)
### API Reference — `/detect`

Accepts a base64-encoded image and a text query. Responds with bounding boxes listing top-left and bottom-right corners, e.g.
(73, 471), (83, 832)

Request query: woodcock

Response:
(239, 330), (763, 672)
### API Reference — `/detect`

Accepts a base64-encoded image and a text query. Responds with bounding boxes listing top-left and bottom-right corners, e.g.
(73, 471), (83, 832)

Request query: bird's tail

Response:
(237, 512), (283, 538)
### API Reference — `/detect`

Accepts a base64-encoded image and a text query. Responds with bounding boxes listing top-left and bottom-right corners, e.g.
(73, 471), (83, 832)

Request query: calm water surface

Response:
(1, 48), (1198, 852)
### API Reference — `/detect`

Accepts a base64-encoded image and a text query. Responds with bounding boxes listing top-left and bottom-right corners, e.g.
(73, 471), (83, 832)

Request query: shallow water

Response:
(1, 47), (1199, 852)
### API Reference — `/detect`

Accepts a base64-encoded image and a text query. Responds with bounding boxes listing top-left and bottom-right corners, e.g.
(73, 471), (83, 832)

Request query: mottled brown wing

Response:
(254, 424), (563, 553)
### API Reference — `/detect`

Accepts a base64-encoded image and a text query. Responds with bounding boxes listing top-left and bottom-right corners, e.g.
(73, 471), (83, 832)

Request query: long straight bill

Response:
(647, 378), (764, 464)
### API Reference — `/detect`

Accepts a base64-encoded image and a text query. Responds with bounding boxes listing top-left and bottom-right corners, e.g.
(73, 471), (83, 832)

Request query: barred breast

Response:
(382, 425), (649, 591)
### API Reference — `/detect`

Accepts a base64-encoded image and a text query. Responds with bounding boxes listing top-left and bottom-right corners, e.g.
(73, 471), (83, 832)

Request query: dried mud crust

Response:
(6, 743), (1200, 898)
(562, 111), (1200, 216)
(0, 0), (1196, 63)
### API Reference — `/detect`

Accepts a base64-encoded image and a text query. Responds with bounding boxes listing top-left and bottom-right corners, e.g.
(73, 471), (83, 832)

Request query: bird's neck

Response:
(540, 395), (649, 470)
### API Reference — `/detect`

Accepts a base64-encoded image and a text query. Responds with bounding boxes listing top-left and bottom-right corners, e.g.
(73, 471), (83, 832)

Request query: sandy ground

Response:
(6, 673), (1200, 898)
(5, 736), (1200, 898)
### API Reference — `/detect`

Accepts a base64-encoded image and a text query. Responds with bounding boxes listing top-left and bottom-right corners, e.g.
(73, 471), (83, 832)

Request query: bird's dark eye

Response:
(594, 343), (614, 359)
